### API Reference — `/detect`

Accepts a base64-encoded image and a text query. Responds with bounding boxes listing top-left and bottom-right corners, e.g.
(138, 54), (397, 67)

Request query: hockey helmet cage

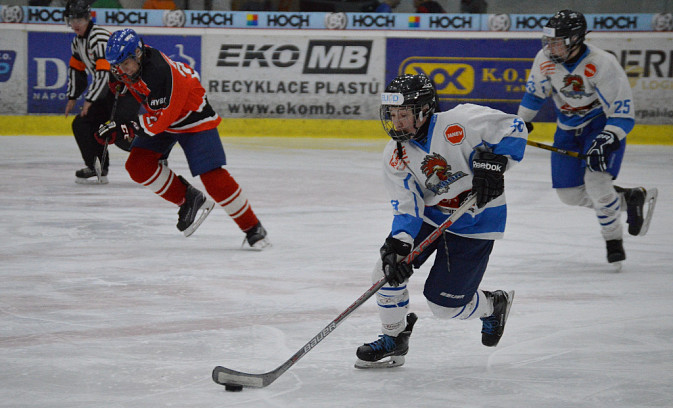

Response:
(64, 0), (90, 23)
(380, 74), (437, 142)
(542, 10), (587, 63)
(106, 29), (144, 82)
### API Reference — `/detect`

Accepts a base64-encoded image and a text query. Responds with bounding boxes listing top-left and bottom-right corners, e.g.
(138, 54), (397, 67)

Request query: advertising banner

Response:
(0, 29), (26, 114)
(590, 36), (673, 125)
(27, 31), (201, 114)
(386, 37), (556, 120)
(202, 33), (385, 120)
(3, 7), (672, 32)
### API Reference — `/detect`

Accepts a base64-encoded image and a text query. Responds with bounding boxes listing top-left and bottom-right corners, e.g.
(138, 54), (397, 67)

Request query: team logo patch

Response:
(584, 63), (596, 78)
(421, 153), (467, 195)
(444, 124), (465, 145)
(560, 74), (591, 99)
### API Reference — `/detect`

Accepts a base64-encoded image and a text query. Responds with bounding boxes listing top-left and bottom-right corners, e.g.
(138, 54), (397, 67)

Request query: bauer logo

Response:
(401, 61), (474, 95)
(303, 40), (371, 74)
(0, 50), (16, 82)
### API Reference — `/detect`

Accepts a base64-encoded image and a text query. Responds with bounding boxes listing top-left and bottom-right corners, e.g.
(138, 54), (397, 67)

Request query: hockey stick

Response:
(526, 139), (586, 160)
(212, 194), (478, 389)
(93, 84), (122, 182)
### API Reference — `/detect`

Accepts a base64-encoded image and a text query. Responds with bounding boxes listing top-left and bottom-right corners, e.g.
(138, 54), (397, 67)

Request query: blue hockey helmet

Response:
(106, 29), (143, 82)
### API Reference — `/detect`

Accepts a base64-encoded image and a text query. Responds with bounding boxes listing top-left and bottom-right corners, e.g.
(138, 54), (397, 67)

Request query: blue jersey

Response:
(382, 103), (527, 243)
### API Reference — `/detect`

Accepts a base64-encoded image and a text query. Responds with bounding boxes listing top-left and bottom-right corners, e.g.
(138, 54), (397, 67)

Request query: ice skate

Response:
(606, 239), (625, 271)
(355, 313), (417, 369)
(75, 167), (108, 185)
(242, 222), (270, 250)
(615, 186), (658, 236)
(176, 177), (215, 237)
(480, 290), (514, 347)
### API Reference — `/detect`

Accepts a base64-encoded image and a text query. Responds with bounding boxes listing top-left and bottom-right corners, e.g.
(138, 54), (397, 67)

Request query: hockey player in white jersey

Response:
(355, 74), (526, 368)
(517, 10), (657, 265)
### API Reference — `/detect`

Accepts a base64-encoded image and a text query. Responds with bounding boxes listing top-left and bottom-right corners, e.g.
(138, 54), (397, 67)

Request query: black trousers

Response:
(72, 91), (139, 170)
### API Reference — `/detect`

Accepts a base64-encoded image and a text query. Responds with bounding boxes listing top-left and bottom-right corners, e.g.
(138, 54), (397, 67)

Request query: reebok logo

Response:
(473, 161), (503, 172)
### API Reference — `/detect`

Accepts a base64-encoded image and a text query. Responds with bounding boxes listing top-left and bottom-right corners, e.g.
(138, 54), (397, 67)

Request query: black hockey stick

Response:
(93, 84), (122, 182)
(526, 139), (586, 160)
(212, 194), (478, 389)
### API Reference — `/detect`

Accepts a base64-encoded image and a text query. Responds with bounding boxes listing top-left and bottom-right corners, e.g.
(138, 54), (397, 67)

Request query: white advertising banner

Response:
(0, 28), (27, 114)
(590, 34), (673, 125)
(201, 32), (385, 120)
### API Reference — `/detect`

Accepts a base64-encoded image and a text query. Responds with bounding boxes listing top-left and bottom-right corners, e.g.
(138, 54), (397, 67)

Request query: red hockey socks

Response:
(125, 148), (186, 206)
(200, 168), (259, 232)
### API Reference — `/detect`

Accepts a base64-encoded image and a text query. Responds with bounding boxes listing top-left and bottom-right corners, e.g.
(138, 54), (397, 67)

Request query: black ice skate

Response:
(176, 176), (215, 237)
(242, 221), (270, 250)
(480, 290), (514, 347)
(355, 313), (417, 369)
(615, 186), (658, 236)
(75, 167), (108, 185)
(606, 239), (626, 265)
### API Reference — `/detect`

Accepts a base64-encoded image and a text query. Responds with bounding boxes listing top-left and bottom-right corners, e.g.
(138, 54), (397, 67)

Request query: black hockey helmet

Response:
(380, 74), (438, 142)
(64, 0), (91, 23)
(542, 10), (587, 63)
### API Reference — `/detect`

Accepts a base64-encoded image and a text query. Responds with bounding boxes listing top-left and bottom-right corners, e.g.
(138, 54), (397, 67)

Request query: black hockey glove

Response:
(586, 131), (620, 172)
(525, 122), (534, 133)
(95, 120), (139, 145)
(472, 151), (508, 209)
(380, 237), (413, 287)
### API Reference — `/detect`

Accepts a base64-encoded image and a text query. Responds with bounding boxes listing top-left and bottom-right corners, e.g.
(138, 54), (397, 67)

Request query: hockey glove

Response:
(525, 122), (534, 133)
(586, 131), (620, 172)
(380, 237), (413, 287)
(95, 121), (138, 145)
(472, 151), (508, 208)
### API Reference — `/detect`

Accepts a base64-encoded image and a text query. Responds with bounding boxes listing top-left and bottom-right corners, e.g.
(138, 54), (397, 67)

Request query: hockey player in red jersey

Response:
(97, 28), (269, 248)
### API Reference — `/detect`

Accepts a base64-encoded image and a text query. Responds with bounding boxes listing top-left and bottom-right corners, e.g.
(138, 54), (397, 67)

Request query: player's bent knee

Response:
(556, 186), (587, 206)
(125, 148), (163, 184)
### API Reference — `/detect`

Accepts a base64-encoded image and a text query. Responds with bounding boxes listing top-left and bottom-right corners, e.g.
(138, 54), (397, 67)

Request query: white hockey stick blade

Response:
(637, 188), (658, 236)
(354, 355), (405, 369)
(212, 366), (267, 389)
(93, 157), (103, 183)
(183, 200), (215, 237)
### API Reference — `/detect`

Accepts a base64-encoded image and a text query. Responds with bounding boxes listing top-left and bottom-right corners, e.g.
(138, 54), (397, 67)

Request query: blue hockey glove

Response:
(586, 131), (620, 172)
(472, 151), (508, 208)
(380, 237), (413, 287)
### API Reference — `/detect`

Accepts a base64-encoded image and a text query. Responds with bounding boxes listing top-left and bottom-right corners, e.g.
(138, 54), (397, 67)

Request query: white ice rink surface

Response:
(1, 136), (672, 408)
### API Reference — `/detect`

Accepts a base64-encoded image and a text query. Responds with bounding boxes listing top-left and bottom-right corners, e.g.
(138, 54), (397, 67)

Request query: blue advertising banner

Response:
(386, 37), (555, 120)
(27, 31), (201, 114)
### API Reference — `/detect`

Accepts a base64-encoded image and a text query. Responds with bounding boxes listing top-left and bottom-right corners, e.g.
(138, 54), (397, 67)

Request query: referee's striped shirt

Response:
(66, 21), (110, 103)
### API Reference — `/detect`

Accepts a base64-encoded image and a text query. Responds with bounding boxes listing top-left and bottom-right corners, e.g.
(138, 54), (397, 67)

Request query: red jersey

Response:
(123, 46), (220, 136)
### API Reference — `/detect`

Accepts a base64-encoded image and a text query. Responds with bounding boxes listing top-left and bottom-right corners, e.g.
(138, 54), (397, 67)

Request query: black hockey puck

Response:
(224, 384), (243, 392)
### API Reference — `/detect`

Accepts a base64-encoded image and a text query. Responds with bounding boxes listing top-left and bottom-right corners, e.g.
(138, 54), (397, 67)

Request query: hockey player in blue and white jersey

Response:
(355, 74), (527, 368)
(517, 10), (657, 265)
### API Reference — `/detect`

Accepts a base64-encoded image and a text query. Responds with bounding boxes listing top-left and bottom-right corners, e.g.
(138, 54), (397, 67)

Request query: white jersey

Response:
(518, 44), (635, 139)
(383, 103), (527, 242)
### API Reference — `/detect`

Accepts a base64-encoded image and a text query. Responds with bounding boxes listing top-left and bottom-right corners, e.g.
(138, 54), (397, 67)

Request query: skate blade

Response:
(183, 200), (215, 237)
(241, 237), (271, 251)
(75, 176), (108, 185)
(354, 355), (405, 369)
(610, 261), (623, 272)
(637, 188), (658, 236)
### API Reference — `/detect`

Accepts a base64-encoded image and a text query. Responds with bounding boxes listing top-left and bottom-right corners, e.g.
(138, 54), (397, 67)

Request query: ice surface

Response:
(1, 136), (671, 408)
